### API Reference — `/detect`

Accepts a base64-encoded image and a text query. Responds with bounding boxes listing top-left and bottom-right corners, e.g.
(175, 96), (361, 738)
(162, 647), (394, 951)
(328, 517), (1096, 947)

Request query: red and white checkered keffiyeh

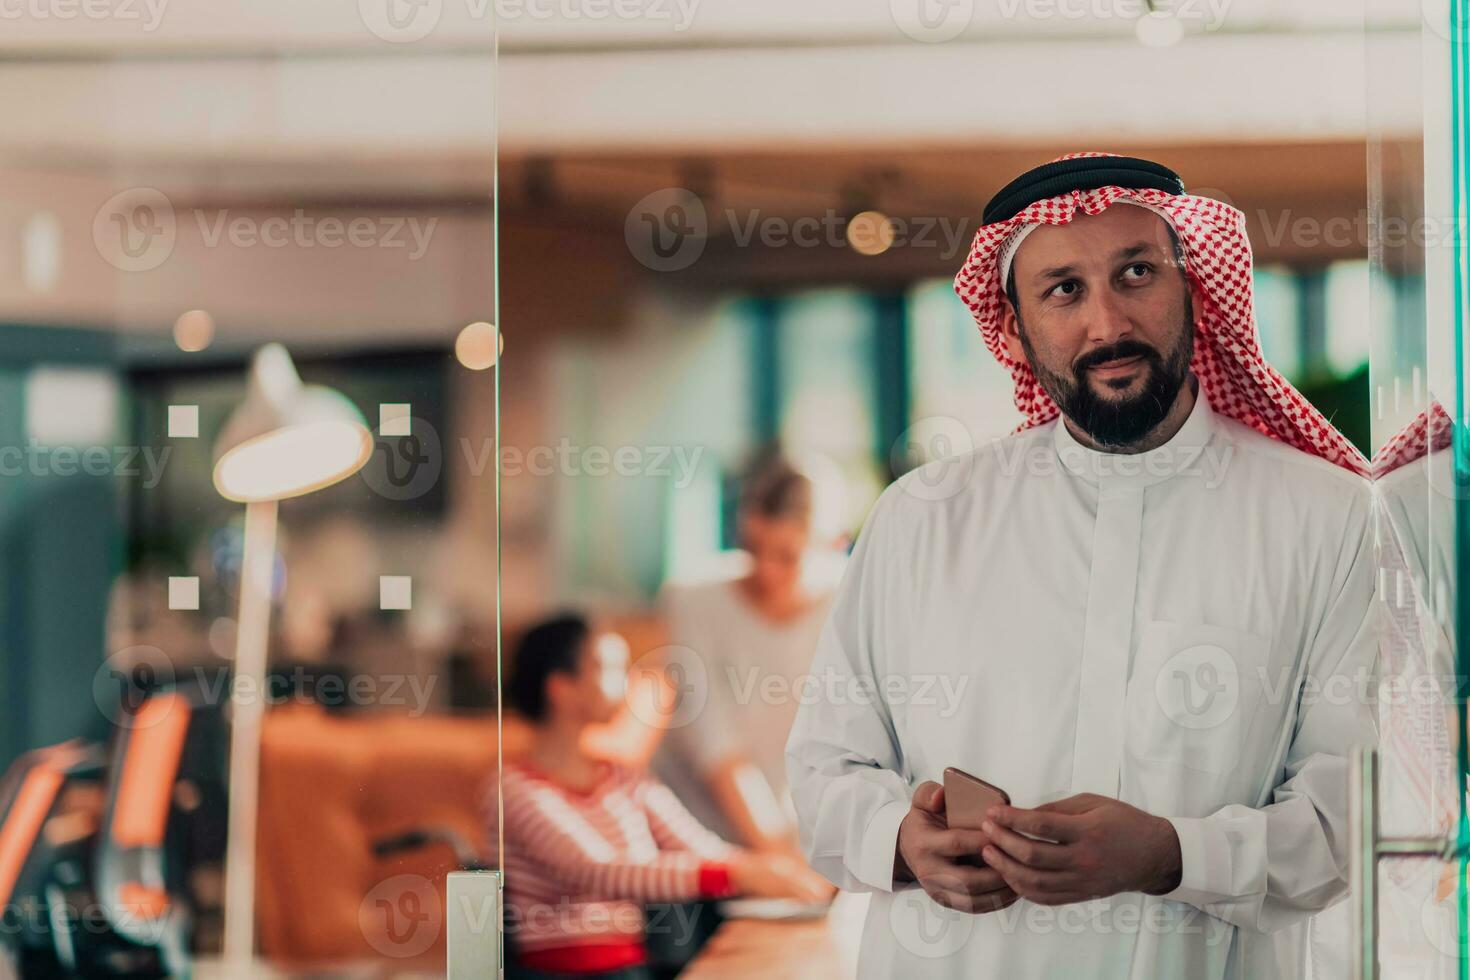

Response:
(953, 152), (1371, 477)
(1373, 403), (1452, 478)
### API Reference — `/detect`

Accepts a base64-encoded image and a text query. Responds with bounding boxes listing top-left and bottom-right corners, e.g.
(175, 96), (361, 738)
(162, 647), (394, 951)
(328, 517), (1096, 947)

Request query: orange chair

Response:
(92, 690), (219, 978)
(0, 685), (226, 979)
(0, 740), (107, 977)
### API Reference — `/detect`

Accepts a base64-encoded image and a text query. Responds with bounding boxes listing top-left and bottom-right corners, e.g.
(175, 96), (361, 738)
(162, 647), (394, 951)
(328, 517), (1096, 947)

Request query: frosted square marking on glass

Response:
(169, 576), (200, 610)
(168, 405), (199, 439)
(380, 575), (412, 610)
(380, 403), (411, 437)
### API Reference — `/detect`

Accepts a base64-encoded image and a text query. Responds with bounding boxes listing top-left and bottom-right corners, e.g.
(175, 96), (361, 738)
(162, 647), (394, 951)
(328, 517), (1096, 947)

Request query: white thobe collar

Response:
(1051, 376), (1216, 491)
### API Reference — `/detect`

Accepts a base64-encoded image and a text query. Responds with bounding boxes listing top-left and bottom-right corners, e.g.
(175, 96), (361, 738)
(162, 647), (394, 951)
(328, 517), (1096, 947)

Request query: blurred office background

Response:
(0, 0), (1430, 974)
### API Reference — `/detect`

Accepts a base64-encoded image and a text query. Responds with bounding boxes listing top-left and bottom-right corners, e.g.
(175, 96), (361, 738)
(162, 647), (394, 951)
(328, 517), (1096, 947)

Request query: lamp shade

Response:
(211, 343), (372, 503)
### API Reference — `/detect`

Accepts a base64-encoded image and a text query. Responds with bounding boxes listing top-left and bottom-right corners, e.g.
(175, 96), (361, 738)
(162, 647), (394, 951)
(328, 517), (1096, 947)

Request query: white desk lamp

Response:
(212, 343), (372, 974)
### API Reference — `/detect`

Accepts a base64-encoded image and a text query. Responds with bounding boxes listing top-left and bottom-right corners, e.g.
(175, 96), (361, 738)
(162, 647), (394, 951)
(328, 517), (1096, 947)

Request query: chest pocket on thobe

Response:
(1126, 619), (1274, 776)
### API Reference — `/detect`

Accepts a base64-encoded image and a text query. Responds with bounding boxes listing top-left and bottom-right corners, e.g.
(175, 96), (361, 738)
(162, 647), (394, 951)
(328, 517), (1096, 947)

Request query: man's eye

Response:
(1048, 280), (1080, 299)
(1122, 263), (1152, 280)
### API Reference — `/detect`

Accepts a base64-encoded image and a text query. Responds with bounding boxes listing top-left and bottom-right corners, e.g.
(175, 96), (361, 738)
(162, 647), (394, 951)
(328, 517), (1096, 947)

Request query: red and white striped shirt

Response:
(490, 759), (737, 974)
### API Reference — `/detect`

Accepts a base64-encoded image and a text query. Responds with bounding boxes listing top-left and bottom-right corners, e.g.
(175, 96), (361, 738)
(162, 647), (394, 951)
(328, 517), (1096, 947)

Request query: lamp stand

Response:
(221, 498), (279, 975)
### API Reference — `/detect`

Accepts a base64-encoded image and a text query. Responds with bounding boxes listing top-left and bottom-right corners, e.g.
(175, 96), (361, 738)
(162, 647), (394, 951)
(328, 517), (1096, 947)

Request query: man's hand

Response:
(979, 793), (1182, 906)
(895, 781), (1019, 914)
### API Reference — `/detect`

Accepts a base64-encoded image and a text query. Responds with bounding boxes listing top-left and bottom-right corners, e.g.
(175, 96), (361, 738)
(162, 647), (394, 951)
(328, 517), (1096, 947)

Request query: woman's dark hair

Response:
(505, 613), (590, 722)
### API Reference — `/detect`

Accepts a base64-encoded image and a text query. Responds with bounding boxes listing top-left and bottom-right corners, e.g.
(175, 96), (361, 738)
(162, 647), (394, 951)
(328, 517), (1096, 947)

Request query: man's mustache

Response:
(1073, 340), (1161, 375)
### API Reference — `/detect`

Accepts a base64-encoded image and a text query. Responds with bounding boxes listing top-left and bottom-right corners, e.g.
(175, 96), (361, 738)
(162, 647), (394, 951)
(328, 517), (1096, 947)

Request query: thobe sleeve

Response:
(1162, 484), (1379, 932)
(785, 484), (914, 893)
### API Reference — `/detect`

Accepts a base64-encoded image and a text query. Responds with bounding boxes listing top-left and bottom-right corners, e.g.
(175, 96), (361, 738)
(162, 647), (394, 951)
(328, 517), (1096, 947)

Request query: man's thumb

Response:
(912, 780), (945, 814)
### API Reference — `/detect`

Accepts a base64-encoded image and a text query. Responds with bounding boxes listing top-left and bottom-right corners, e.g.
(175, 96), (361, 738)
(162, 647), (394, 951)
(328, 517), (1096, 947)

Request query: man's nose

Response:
(1082, 287), (1133, 346)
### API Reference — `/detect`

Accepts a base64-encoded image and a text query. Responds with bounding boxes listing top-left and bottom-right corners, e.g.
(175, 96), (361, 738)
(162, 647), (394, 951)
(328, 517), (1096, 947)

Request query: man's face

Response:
(1000, 204), (1202, 448)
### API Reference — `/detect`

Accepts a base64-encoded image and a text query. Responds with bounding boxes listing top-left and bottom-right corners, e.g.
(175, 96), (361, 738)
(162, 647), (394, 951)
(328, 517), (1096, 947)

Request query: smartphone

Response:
(942, 767), (1011, 831)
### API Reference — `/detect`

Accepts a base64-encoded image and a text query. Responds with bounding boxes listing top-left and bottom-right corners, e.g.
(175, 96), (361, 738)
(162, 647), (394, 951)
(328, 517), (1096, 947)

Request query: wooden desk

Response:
(682, 892), (868, 980)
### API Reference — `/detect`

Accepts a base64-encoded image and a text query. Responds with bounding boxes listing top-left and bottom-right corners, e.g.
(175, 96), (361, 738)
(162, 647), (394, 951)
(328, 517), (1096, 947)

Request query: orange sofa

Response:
(253, 613), (672, 970)
(255, 707), (507, 969)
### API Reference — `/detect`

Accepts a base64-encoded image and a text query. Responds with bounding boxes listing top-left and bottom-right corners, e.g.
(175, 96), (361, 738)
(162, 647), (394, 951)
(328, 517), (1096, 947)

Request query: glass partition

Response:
(496, 5), (1393, 980)
(1366, 0), (1467, 974)
(5, 3), (1461, 979)
(0, 18), (499, 978)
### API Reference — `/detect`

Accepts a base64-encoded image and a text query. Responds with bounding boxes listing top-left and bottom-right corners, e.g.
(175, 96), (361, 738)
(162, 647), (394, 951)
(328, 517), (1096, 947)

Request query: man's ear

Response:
(1186, 273), (1209, 330)
(999, 294), (1026, 362)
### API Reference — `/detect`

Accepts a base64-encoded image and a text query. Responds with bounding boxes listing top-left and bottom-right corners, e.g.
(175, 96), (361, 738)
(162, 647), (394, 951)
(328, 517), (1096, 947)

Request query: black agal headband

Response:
(982, 155), (1186, 226)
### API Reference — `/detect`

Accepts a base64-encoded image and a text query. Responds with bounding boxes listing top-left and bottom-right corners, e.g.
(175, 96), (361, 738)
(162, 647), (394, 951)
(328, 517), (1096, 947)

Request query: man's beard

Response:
(1018, 308), (1194, 449)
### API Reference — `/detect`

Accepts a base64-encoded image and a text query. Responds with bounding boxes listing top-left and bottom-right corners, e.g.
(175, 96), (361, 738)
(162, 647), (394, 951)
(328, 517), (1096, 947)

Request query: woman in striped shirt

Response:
(494, 613), (829, 979)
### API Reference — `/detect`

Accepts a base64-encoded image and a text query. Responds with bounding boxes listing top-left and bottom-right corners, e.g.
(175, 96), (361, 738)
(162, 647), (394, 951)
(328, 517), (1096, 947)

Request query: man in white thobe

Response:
(786, 153), (1379, 979)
